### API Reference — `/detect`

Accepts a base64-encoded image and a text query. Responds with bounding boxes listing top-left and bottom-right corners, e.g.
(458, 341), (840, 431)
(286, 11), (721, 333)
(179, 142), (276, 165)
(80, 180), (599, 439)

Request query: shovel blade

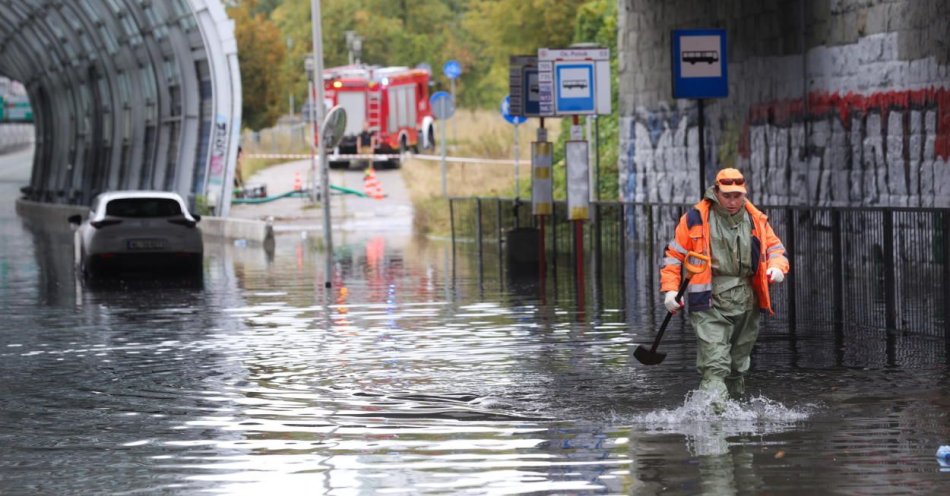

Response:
(633, 345), (666, 365)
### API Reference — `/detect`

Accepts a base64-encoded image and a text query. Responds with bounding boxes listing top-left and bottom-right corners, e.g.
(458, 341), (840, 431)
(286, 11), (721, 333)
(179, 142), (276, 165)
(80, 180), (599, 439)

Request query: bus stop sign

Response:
(671, 29), (728, 99)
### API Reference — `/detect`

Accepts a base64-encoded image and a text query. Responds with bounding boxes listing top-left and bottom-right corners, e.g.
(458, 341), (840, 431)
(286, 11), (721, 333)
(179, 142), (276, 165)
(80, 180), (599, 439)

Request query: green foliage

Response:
(272, 0), (460, 113)
(230, 1), (287, 130)
(194, 194), (213, 216)
(239, 0), (616, 113)
(461, 0), (589, 107)
(234, 0), (624, 199)
(548, 0), (620, 201)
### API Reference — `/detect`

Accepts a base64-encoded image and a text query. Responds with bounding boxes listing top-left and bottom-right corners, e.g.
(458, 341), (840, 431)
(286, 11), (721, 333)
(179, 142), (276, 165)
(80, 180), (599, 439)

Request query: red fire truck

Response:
(323, 64), (435, 169)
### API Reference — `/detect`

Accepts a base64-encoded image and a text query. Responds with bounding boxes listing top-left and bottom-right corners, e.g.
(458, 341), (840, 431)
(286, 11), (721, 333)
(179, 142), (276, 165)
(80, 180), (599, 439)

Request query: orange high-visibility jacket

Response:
(659, 199), (789, 315)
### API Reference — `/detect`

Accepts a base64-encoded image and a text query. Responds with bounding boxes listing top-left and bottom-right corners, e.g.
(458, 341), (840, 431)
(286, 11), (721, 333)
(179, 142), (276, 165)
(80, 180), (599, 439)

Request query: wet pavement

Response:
(229, 159), (412, 236)
(1, 155), (950, 494)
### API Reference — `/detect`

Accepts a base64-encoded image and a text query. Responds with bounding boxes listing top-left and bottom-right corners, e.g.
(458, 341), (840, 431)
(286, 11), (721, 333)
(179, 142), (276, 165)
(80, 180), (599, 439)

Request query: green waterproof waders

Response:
(689, 188), (761, 402)
(690, 302), (760, 400)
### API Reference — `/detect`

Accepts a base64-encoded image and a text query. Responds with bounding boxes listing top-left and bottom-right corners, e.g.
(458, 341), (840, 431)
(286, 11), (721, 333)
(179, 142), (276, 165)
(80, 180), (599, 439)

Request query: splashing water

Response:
(640, 389), (815, 424)
(630, 390), (818, 456)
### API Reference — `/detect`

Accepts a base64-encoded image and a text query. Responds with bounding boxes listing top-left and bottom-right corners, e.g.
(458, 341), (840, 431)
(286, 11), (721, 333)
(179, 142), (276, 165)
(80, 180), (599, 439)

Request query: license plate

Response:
(127, 239), (166, 250)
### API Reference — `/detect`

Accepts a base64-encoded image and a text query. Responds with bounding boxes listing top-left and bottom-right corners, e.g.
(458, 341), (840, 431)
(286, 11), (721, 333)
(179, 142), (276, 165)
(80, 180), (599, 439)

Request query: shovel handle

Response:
(649, 275), (691, 353)
(640, 251), (710, 360)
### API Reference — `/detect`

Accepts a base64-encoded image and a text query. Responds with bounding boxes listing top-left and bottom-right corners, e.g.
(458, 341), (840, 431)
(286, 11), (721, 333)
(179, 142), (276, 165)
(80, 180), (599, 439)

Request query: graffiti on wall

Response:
(620, 88), (950, 208)
(739, 88), (950, 207)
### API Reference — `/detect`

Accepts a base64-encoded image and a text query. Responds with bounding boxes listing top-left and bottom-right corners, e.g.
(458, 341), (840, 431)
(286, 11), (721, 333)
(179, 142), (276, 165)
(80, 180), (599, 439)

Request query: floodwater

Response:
(2, 180), (950, 494)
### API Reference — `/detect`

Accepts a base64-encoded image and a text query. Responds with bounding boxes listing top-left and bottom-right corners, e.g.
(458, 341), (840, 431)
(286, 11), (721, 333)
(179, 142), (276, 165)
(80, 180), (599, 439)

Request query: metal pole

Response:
(831, 210), (844, 326)
(514, 123), (520, 200)
(476, 197), (483, 289)
(310, 0), (331, 288)
(309, 0), (327, 204)
(307, 78), (317, 197)
(883, 209), (896, 331)
(942, 211), (950, 345)
(698, 99), (706, 196)
(593, 115), (600, 201)
(450, 78), (456, 150)
(786, 207), (797, 332)
(440, 120), (447, 197)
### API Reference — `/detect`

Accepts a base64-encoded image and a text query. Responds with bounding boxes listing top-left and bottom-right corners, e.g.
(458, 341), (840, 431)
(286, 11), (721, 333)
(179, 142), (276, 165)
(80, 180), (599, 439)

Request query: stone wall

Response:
(617, 0), (950, 207)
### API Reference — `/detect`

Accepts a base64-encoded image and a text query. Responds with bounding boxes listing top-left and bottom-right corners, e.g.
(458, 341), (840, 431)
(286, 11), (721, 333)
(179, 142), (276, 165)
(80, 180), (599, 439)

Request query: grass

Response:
(404, 109), (561, 236)
(237, 110), (567, 237)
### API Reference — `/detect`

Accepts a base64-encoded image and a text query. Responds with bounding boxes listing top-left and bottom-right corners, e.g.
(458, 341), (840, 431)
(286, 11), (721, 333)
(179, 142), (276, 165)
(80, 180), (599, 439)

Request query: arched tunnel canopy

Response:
(0, 0), (241, 216)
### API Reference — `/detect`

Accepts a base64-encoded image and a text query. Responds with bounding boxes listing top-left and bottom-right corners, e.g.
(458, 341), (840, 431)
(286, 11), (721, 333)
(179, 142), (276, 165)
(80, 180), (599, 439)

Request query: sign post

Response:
(429, 91), (455, 197)
(443, 60), (462, 151)
(509, 56), (550, 279)
(536, 46), (612, 311)
(500, 95), (527, 203)
(671, 29), (728, 194)
(319, 106), (346, 289)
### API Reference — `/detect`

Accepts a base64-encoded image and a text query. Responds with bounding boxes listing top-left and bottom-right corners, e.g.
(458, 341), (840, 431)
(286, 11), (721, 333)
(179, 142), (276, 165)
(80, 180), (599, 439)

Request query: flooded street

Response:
(2, 174), (950, 494)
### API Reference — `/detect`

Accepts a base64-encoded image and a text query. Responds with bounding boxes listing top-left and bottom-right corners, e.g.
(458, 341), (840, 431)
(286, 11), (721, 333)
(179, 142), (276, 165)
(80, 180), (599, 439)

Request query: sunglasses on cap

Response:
(718, 178), (745, 186)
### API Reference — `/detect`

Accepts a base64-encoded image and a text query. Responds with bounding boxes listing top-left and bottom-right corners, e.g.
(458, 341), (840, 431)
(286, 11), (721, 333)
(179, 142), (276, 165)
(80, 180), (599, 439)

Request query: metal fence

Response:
(450, 197), (950, 339)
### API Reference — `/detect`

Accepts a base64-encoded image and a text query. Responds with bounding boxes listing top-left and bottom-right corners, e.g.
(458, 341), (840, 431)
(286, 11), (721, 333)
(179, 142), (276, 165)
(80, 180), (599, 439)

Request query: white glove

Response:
(664, 291), (684, 313)
(766, 267), (785, 284)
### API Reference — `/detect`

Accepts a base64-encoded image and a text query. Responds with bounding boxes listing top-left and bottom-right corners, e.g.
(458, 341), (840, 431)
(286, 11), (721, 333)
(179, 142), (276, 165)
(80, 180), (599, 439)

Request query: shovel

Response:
(634, 251), (710, 366)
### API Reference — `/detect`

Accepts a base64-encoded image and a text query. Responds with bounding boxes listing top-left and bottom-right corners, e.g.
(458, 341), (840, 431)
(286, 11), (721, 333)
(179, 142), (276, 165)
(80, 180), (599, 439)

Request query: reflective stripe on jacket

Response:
(659, 199), (789, 315)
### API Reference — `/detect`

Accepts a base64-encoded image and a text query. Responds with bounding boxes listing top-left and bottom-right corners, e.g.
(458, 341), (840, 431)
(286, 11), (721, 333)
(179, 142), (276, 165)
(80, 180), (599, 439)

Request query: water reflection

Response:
(2, 183), (950, 493)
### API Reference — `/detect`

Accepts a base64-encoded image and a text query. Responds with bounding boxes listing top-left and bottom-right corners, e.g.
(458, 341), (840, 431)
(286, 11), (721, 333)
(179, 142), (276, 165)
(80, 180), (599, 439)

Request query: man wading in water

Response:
(659, 168), (789, 411)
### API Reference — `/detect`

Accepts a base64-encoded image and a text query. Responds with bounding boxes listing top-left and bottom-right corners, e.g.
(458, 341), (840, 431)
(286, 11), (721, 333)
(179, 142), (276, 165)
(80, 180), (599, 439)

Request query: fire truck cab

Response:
(324, 64), (435, 169)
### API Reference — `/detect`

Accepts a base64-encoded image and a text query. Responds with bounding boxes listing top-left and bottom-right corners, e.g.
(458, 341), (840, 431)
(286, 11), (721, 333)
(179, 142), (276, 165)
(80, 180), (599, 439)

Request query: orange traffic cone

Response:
(363, 166), (384, 200)
(293, 171), (302, 191)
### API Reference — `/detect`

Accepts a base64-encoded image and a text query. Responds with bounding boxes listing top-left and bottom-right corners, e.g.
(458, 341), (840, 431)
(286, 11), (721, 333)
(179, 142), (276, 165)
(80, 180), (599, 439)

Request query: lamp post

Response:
(309, 0), (333, 288)
(345, 31), (362, 65)
(287, 37), (295, 118)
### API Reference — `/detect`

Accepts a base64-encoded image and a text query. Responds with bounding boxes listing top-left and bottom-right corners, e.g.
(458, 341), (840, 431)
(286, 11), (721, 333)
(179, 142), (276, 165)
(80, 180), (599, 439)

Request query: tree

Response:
(272, 0), (460, 113)
(230, 1), (287, 130)
(461, 0), (590, 107)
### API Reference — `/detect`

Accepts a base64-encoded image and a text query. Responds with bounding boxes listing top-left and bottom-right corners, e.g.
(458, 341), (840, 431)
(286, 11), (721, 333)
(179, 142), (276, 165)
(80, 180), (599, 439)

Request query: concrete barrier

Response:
(199, 216), (274, 245)
(15, 198), (273, 245)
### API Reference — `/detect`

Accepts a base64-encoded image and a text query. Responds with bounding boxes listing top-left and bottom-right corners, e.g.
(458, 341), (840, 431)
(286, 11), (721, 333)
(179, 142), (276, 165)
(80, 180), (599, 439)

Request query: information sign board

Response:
(537, 47), (611, 116)
(671, 29), (728, 99)
(509, 55), (541, 117)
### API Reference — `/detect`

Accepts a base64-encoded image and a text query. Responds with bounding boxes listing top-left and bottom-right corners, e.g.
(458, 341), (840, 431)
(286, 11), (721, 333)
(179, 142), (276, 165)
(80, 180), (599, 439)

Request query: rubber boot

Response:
(699, 376), (728, 415)
(725, 374), (745, 401)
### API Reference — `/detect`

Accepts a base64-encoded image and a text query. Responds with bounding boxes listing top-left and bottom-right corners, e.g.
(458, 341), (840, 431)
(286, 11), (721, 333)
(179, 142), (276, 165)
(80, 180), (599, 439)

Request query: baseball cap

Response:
(715, 168), (747, 194)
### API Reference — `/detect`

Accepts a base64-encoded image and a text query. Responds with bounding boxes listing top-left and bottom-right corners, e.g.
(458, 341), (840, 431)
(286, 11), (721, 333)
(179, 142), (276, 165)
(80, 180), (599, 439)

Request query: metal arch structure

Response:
(0, 0), (241, 216)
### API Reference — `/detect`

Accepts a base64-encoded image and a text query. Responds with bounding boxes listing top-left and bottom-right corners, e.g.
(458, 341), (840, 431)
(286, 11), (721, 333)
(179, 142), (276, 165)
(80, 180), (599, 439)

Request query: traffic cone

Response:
(363, 166), (385, 200)
(293, 171), (302, 191)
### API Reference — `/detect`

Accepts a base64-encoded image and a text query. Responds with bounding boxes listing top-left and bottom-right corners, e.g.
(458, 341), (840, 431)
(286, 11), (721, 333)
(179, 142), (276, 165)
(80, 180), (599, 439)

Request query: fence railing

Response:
(449, 197), (950, 339)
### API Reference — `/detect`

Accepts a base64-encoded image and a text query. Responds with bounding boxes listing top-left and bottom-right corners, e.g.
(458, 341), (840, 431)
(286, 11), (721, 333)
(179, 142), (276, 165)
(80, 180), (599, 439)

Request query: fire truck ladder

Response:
(367, 91), (382, 131)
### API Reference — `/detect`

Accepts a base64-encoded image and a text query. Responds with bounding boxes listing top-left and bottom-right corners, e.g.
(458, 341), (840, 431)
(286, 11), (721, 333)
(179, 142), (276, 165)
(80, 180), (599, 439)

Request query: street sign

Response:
(671, 29), (728, 99)
(443, 60), (462, 80)
(537, 47), (611, 116)
(430, 91), (455, 120)
(321, 106), (347, 148)
(500, 95), (527, 125)
(509, 55), (541, 117)
(555, 64), (594, 113)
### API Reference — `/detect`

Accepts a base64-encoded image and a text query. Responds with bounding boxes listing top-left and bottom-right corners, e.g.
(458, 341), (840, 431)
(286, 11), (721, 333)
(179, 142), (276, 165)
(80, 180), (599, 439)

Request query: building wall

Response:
(617, 0), (950, 207)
